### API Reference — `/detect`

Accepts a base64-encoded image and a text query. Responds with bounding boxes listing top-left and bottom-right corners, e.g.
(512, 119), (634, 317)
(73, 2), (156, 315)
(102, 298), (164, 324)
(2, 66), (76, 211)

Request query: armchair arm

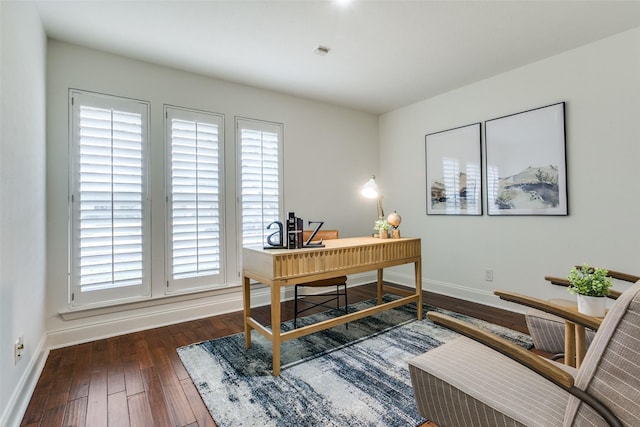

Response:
(495, 290), (602, 330)
(544, 276), (622, 300)
(428, 311), (574, 389)
(544, 275), (570, 287)
(428, 311), (622, 427)
(602, 269), (640, 283)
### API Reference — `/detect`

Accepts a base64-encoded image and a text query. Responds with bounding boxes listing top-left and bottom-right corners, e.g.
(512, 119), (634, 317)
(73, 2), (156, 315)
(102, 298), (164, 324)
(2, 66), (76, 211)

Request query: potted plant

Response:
(567, 263), (612, 317)
(373, 218), (391, 238)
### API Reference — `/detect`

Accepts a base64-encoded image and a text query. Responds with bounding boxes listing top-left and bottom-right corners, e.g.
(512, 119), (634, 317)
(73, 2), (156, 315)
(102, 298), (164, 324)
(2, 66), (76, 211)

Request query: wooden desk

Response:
(242, 236), (422, 375)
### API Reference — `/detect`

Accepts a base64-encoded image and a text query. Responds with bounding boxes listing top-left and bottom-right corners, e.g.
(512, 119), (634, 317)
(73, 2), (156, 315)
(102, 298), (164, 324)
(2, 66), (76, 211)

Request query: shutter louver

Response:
(166, 106), (223, 292)
(170, 118), (220, 279)
(239, 121), (282, 247)
(76, 104), (145, 293)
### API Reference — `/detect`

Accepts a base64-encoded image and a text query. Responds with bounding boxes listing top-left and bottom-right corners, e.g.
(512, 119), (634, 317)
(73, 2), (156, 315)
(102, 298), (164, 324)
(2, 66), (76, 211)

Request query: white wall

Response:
(379, 28), (640, 310)
(0, 2), (48, 426)
(46, 40), (379, 347)
(7, 13), (636, 426)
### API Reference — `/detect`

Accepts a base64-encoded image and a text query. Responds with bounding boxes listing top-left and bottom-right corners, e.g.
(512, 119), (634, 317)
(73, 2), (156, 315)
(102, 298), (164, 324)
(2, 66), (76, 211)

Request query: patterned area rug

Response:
(177, 296), (532, 427)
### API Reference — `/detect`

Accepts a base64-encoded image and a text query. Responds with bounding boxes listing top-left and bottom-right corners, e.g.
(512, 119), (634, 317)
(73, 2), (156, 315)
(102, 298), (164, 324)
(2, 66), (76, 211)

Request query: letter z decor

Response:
(425, 122), (482, 215)
(485, 102), (567, 216)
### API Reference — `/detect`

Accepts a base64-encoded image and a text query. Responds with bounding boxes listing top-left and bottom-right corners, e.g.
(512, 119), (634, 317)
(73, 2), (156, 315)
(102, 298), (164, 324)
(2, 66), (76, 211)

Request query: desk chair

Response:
(409, 282), (640, 427)
(293, 230), (348, 329)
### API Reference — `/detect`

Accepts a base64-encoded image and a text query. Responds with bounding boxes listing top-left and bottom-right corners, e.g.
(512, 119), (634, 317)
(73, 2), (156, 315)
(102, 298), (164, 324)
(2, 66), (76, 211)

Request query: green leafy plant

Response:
(373, 218), (390, 232)
(567, 264), (612, 297)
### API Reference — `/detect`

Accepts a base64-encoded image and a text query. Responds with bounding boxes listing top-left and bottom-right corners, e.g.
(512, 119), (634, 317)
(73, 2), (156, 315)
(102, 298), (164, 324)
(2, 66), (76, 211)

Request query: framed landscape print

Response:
(485, 102), (567, 216)
(425, 122), (482, 215)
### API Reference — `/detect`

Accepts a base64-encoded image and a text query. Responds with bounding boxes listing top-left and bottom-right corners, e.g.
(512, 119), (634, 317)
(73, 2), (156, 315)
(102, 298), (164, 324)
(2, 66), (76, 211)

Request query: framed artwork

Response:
(485, 102), (567, 216)
(425, 122), (482, 215)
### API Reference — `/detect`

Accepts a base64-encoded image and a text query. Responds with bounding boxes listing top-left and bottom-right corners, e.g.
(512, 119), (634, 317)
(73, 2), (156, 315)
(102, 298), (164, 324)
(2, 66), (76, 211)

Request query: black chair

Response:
(293, 230), (348, 328)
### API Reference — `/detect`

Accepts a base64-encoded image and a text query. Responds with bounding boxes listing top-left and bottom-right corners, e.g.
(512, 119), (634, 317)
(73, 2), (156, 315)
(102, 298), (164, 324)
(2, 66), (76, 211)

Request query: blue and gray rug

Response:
(177, 296), (532, 427)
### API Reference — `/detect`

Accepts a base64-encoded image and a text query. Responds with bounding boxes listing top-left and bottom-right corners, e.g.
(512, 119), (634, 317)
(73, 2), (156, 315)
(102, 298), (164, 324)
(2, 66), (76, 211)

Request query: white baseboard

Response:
(48, 286), (272, 349)
(48, 270), (523, 350)
(382, 271), (526, 314)
(48, 272), (378, 350)
(1, 332), (49, 427)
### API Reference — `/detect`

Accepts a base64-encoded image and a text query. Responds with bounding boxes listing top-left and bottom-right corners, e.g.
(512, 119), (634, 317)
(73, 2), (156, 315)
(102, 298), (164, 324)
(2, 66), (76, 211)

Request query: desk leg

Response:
(564, 321), (576, 367)
(377, 269), (384, 305)
(243, 276), (252, 349)
(271, 282), (282, 376)
(575, 324), (586, 368)
(415, 258), (423, 321)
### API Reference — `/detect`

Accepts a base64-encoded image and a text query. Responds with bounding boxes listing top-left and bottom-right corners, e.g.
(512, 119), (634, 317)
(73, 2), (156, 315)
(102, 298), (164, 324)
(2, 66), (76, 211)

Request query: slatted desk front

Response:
(242, 236), (422, 375)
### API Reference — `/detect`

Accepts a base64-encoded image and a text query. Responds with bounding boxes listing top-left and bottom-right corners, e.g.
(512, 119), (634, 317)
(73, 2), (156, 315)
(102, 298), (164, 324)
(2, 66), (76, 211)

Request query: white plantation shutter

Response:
(166, 106), (224, 292)
(69, 90), (150, 307)
(237, 118), (283, 247)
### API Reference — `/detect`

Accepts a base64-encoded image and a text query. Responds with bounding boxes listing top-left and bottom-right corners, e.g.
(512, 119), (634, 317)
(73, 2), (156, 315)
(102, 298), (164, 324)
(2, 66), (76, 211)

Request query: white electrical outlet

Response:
(485, 269), (494, 282)
(14, 336), (24, 364)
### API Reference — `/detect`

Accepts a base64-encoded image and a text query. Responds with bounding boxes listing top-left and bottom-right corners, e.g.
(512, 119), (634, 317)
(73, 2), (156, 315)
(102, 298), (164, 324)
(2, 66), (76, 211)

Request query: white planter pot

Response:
(577, 294), (607, 317)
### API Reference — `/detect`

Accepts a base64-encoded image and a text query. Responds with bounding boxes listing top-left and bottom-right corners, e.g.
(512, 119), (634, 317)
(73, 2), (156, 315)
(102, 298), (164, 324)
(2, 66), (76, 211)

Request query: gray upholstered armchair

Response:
(409, 281), (640, 427)
(525, 269), (636, 358)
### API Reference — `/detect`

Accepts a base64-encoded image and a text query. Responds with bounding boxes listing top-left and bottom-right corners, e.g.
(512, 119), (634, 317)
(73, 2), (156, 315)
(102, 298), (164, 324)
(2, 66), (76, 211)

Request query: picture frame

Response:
(425, 122), (482, 215)
(485, 102), (567, 216)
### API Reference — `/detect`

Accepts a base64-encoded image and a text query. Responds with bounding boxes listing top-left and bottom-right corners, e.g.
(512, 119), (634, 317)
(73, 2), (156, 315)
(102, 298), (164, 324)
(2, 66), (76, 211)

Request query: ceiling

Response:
(35, 0), (640, 115)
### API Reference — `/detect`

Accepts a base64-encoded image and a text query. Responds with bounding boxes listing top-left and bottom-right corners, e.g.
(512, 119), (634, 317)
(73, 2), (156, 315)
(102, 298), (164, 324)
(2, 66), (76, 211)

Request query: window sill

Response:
(59, 283), (244, 321)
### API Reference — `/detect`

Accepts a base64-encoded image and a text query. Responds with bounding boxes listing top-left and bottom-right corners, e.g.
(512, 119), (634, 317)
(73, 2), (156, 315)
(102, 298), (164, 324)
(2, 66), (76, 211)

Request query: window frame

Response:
(67, 90), (285, 310)
(164, 105), (226, 294)
(236, 117), (284, 268)
(68, 89), (151, 308)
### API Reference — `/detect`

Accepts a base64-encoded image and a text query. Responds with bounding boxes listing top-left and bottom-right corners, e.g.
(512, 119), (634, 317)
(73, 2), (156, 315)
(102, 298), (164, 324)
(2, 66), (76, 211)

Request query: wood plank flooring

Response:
(21, 283), (530, 426)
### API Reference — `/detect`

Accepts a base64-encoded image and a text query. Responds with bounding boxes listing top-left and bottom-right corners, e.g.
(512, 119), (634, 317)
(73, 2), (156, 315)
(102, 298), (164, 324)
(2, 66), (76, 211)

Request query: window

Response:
(68, 91), (282, 308)
(237, 118), (283, 248)
(165, 106), (224, 293)
(69, 90), (150, 307)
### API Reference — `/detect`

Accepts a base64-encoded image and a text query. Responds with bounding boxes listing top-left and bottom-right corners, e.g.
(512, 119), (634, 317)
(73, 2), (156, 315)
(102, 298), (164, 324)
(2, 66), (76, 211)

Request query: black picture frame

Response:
(484, 102), (567, 216)
(425, 122), (482, 215)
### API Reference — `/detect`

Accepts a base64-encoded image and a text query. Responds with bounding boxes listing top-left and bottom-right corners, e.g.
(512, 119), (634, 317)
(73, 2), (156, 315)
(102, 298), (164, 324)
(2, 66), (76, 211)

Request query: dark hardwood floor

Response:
(21, 283), (531, 427)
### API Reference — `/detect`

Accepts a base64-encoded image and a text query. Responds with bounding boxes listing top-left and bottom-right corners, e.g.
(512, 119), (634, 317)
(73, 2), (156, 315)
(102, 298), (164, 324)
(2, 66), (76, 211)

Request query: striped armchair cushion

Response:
(409, 336), (572, 427)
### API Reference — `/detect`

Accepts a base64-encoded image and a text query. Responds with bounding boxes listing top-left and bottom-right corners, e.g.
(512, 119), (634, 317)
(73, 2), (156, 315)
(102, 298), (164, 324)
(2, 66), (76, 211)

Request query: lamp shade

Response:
(361, 177), (379, 199)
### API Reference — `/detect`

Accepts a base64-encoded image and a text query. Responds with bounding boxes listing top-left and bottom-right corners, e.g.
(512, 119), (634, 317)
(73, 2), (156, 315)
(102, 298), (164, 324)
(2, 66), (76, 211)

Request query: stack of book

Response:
(286, 211), (304, 249)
